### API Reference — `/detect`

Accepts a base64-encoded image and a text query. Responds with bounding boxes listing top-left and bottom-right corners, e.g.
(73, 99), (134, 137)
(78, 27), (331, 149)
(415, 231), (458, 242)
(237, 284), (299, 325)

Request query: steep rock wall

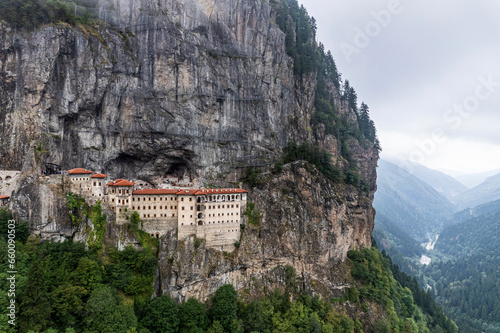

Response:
(160, 163), (375, 302)
(0, 0), (379, 300)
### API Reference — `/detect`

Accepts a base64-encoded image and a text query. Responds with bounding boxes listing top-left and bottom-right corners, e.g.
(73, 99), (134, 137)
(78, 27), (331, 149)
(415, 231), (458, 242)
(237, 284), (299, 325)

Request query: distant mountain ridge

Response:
(453, 173), (500, 210)
(455, 167), (500, 188)
(404, 162), (469, 200)
(451, 198), (500, 225)
(374, 160), (457, 241)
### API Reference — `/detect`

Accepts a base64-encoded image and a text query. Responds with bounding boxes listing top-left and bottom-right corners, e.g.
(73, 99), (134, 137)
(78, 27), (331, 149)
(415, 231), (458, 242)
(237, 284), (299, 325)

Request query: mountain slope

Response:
(404, 161), (468, 201)
(373, 160), (456, 241)
(455, 168), (500, 188)
(451, 198), (500, 225)
(436, 211), (500, 258)
(425, 212), (500, 332)
(374, 213), (423, 259)
(453, 173), (500, 210)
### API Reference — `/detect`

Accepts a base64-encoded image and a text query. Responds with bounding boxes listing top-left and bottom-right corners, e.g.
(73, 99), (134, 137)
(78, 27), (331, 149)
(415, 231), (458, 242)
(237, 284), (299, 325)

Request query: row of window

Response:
(133, 205), (177, 210)
(181, 220), (239, 226)
(206, 220), (238, 224)
(199, 195), (241, 202)
(142, 213), (175, 218)
(207, 212), (238, 217)
(71, 177), (90, 181)
(205, 204), (239, 209)
(134, 196), (178, 202)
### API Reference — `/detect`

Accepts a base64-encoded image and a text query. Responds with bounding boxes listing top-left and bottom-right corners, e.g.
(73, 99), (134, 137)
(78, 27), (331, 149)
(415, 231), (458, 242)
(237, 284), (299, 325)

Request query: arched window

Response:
(198, 213), (202, 219)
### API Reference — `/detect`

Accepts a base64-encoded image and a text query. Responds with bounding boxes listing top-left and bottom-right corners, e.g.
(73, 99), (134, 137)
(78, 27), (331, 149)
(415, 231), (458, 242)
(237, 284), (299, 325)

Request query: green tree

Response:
(19, 261), (52, 333)
(71, 257), (102, 292)
(140, 295), (180, 333)
(179, 298), (209, 332)
(51, 283), (87, 328)
(209, 284), (238, 332)
(83, 285), (137, 333)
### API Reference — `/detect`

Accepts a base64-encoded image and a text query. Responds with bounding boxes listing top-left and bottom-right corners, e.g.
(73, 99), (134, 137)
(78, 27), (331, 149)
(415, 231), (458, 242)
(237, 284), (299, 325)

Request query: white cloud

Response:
(299, 0), (500, 174)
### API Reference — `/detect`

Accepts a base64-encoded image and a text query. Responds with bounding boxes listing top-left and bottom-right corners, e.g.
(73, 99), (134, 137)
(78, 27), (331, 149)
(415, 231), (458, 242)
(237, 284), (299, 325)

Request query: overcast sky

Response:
(299, 0), (500, 176)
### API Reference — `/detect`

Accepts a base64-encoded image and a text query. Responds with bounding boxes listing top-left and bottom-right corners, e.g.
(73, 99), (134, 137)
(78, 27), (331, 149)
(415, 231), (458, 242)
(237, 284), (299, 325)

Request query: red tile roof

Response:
(177, 188), (248, 195)
(91, 173), (108, 178)
(107, 179), (135, 187)
(0, 195), (10, 199)
(176, 189), (201, 195)
(133, 189), (180, 195)
(68, 168), (94, 175)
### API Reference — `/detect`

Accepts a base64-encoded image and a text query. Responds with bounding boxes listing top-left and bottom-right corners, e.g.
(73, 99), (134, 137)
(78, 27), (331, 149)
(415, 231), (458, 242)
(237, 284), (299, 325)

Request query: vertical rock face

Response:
(1, 0), (300, 180)
(0, 0), (379, 300)
(160, 163), (376, 302)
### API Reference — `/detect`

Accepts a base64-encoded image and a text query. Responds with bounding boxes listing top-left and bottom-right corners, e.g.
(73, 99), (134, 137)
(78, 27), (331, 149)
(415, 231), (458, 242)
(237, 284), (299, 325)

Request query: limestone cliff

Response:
(0, 0), (379, 300)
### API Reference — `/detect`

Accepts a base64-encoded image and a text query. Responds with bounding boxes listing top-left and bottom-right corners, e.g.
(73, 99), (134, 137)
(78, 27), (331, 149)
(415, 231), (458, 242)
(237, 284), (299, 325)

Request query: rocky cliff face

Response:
(0, 0), (378, 300)
(160, 162), (376, 302)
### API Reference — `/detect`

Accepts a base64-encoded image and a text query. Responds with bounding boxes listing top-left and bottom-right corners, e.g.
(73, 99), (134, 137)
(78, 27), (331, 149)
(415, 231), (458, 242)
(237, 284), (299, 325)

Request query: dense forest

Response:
(0, 207), (457, 332)
(421, 212), (500, 333)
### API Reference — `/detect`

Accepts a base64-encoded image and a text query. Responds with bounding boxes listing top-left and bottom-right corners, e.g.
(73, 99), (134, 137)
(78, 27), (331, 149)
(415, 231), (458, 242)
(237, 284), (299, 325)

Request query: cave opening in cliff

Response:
(165, 161), (190, 179)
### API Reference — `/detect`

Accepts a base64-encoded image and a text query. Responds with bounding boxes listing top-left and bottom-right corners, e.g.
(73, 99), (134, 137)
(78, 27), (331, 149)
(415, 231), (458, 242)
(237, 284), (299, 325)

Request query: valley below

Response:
(374, 159), (500, 333)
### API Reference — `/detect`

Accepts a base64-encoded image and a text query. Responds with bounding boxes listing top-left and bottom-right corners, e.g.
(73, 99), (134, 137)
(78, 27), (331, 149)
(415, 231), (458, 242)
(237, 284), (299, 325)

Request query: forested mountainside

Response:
(374, 161), (500, 333)
(0, 208), (457, 332)
(0, 0), (459, 332)
(373, 160), (456, 242)
(422, 211), (500, 333)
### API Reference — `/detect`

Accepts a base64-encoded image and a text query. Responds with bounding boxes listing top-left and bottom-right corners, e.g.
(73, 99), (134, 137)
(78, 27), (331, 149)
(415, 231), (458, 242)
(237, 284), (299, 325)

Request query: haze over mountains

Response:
(374, 160), (457, 241)
(455, 168), (500, 188)
(374, 159), (500, 332)
(378, 159), (500, 212)
(452, 173), (500, 210)
(404, 162), (468, 201)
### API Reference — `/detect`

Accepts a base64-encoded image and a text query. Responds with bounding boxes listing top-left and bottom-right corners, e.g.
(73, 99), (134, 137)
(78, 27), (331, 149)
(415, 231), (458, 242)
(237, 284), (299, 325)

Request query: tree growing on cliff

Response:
(209, 284), (239, 332)
(83, 285), (137, 333)
(140, 295), (180, 333)
(179, 298), (209, 332)
(19, 260), (52, 332)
